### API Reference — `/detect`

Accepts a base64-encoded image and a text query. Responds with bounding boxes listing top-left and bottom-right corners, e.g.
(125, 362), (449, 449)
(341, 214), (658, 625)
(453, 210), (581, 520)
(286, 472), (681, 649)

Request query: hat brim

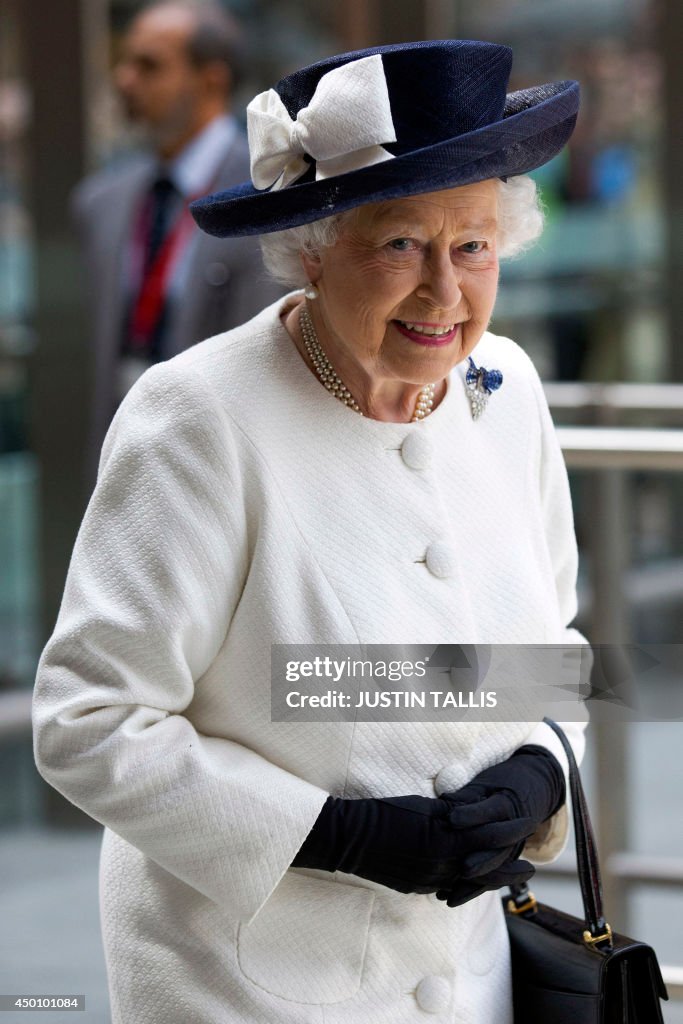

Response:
(191, 80), (579, 238)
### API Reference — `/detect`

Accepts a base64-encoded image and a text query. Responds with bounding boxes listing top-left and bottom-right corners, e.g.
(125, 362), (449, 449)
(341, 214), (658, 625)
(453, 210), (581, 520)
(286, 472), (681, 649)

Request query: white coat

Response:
(33, 295), (587, 1023)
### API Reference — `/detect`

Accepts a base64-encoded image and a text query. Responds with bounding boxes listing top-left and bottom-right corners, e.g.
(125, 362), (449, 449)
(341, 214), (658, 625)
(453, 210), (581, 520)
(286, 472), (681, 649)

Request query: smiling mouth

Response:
(393, 320), (459, 346)
(396, 320), (455, 335)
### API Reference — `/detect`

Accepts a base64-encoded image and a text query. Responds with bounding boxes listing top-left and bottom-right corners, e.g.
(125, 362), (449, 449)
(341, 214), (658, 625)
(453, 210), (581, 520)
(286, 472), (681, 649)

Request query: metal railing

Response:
(558, 426), (683, 469)
(0, 691), (32, 739)
(544, 382), (683, 421)
(547, 391), (683, 1002)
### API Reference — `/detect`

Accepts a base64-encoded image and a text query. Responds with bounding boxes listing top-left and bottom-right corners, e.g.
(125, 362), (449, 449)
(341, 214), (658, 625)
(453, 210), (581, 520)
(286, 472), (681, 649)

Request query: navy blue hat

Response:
(191, 40), (579, 238)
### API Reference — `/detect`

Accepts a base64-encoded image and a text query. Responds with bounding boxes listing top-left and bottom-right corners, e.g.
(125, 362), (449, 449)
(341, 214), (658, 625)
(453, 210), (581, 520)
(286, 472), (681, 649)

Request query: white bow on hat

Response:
(247, 54), (397, 191)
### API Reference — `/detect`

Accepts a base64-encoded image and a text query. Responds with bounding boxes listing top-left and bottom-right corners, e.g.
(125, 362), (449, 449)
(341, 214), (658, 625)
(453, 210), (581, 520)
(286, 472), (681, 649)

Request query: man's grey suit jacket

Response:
(72, 130), (283, 489)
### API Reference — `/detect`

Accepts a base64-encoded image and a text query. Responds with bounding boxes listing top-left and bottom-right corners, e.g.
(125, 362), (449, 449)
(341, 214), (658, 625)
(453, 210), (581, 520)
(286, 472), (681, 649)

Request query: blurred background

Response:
(1, 0), (682, 1020)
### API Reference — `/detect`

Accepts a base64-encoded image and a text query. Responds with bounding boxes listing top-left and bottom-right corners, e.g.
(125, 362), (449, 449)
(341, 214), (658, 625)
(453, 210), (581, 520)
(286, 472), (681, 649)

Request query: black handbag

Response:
(504, 717), (669, 1024)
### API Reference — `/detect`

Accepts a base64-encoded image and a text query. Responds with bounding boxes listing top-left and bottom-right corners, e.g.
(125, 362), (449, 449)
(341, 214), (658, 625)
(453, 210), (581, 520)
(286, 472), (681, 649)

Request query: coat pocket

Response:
(237, 871), (375, 1004)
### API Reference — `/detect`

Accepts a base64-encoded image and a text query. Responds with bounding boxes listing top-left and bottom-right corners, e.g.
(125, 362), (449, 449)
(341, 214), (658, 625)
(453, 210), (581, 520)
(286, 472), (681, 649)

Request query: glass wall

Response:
(0, 1), (41, 832)
(0, 3), (38, 694)
(454, 0), (664, 382)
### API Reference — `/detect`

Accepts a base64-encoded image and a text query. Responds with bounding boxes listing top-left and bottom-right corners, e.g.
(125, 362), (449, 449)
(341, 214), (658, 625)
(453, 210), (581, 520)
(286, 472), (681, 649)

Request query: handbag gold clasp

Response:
(583, 923), (613, 948)
(507, 891), (538, 915)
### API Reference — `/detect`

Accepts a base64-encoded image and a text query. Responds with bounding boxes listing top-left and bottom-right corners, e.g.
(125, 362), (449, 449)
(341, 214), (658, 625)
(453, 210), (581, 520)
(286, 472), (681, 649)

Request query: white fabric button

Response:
(415, 975), (451, 1014)
(401, 432), (432, 470)
(205, 261), (230, 286)
(425, 541), (457, 579)
(434, 763), (470, 794)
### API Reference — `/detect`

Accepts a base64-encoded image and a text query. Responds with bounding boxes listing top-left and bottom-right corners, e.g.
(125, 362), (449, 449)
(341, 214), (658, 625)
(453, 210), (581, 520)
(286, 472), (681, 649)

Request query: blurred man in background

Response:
(73, 0), (281, 487)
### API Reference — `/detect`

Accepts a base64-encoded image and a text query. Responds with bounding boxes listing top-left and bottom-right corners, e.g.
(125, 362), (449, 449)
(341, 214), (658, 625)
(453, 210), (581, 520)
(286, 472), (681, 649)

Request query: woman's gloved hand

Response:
(291, 792), (535, 895)
(435, 856), (534, 908)
(440, 744), (566, 878)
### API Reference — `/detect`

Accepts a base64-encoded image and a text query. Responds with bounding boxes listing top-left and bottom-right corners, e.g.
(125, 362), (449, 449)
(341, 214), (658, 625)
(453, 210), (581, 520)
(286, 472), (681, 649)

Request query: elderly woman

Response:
(33, 40), (587, 1024)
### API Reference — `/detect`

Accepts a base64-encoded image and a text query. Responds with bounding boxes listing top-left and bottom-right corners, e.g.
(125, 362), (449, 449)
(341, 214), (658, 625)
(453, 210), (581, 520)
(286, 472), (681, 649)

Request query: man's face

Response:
(114, 8), (204, 149)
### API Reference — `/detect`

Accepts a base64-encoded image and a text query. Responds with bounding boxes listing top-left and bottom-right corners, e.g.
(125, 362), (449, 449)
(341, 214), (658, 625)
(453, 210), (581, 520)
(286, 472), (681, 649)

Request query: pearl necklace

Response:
(299, 304), (436, 421)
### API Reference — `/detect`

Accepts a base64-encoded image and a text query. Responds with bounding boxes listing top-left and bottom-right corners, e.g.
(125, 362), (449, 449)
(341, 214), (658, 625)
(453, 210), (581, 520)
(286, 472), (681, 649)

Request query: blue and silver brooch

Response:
(465, 356), (503, 420)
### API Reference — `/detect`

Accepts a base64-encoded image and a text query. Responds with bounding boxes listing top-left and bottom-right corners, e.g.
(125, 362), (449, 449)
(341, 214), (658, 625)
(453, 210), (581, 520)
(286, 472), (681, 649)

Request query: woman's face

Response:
(302, 180), (500, 389)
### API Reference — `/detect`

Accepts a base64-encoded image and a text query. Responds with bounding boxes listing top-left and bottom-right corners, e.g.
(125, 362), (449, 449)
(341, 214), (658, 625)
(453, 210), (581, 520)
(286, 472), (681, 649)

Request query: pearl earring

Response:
(304, 283), (319, 300)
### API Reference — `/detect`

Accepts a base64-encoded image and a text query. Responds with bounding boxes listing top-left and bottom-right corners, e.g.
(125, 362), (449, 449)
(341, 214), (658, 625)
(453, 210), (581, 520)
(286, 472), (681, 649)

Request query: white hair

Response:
(260, 175), (544, 289)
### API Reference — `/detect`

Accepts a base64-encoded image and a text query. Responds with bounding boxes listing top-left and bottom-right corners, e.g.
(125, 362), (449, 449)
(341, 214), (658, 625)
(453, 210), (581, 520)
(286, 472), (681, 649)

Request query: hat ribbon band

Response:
(247, 53), (397, 192)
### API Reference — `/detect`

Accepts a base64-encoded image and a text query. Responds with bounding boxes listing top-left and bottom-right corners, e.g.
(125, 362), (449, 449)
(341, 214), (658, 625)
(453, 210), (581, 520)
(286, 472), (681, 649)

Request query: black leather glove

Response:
(440, 744), (566, 879)
(292, 792), (536, 895)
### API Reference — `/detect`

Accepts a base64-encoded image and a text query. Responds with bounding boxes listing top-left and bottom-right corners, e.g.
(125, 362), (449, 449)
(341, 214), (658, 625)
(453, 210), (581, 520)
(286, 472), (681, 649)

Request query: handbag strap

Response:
(509, 717), (610, 942)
